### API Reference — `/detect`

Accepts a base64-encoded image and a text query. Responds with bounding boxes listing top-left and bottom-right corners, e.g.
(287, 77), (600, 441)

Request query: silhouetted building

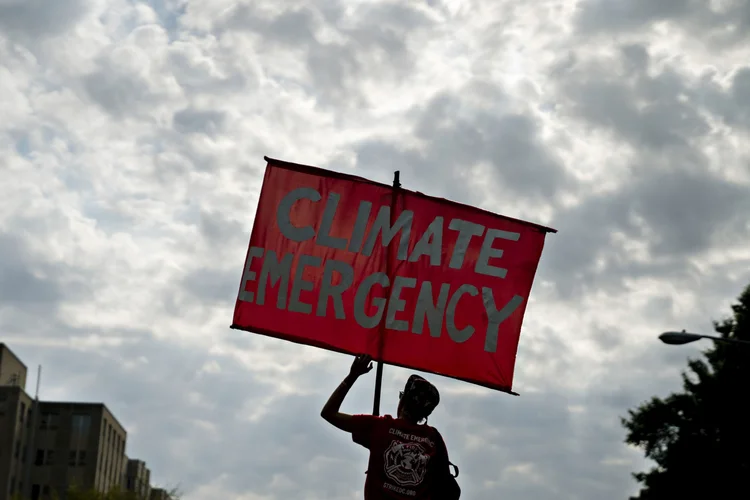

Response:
(0, 386), (33, 499)
(149, 487), (171, 500)
(0, 344), (33, 500)
(27, 401), (127, 498)
(0, 344), (28, 390)
(0, 345), (165, 500)
(125, 459), (151, 499)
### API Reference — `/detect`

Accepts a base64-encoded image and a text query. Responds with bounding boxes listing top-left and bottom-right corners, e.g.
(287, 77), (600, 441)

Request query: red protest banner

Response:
(231, 157), (556, 394)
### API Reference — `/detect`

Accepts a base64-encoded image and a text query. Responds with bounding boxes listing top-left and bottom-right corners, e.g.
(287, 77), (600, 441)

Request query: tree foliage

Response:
(64, 485), (181, 500)
(64, 485), (138, 500)
(622, 284), (750, 499)
(11, 484), (181, 500)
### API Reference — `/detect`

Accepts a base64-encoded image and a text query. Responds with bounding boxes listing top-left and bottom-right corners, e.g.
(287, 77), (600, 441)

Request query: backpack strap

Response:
(433, 429), (461, 499)
(448, 461), (459, 478)
(433, 429), (458, 477)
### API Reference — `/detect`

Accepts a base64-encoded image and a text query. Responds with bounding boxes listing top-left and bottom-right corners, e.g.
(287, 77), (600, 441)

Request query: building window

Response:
(39, 412), (59, 430)
(32, 449), (56, 466)
(14, 440), (20, 458)
(19, 403), (25, 422)
(69, 449), (92, 468)
(72, 414), (91, 434)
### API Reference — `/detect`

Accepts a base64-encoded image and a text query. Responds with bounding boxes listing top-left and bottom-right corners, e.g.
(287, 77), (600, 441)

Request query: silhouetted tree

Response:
(622, 283), (750, 499)
(64, 485), (138, 500)
(11, 484), (181, 500)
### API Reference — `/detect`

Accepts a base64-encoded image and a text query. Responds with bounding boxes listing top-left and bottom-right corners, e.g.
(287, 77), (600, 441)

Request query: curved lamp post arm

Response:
(659, 331), (750, 347)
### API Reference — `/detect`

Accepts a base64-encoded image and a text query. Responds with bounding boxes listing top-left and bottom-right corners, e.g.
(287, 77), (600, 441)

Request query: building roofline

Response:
(39, 400), (105, 406)
(0, 393), (126, 431)
(39, 401), (127, 432)
(0, 385), (33, 399)
(0, 343), (29, 370)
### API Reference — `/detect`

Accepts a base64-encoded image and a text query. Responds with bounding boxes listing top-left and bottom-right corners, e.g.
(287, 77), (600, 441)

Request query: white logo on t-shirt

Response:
(383, 439), (431, 487)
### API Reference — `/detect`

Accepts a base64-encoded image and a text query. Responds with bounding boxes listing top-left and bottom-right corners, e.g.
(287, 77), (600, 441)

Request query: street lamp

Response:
(659, 330), (750, 347)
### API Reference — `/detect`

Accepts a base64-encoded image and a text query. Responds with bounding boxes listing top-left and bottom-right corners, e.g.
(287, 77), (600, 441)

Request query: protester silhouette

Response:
(321, 354), (460, 499)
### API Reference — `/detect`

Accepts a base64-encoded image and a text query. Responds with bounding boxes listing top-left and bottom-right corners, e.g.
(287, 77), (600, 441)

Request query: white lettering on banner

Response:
(238, 246), (264, 303)
(276, 187), (320, 242)
(475, 228), (520, 278)
(256, 250), (293, 308)
(353, 273), (389, 329)
(412, 282), (450, 337)
(385, 276), (417, 332)
(408, 216), (443, 266)
(246, 187), (530, 352)
(362, 206), (414, 261)
(348, 200), (373, 253)
(447, 219), (484, 270)
(288, 254), (321, 314)
(446, 284), (478, 343)
(238, 247), (524, 352)
(317, 259), (354, 319)
(274, 188), (521, 273)
(316, 192), (348, 250)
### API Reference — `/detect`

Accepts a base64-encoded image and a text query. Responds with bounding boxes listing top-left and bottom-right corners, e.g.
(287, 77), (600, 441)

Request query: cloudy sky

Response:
(3, 0), (750, 498)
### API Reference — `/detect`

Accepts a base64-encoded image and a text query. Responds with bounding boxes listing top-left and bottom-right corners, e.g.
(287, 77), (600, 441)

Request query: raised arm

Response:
(321, 354), (373, 432)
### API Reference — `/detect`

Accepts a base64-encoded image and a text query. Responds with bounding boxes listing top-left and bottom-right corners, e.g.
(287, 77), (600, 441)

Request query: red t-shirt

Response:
(350, 414), (448, 499)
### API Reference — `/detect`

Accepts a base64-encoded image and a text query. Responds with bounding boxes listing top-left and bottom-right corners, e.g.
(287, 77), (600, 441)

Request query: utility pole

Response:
(372, 170), (400, 416)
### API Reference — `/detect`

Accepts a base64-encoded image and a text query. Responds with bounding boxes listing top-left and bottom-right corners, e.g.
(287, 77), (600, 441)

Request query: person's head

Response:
(397, 374), (440, 424)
